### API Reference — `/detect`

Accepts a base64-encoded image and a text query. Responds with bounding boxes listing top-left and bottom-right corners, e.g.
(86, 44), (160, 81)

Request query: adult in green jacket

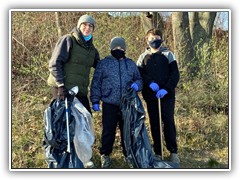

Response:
(48, 14), (100, 114)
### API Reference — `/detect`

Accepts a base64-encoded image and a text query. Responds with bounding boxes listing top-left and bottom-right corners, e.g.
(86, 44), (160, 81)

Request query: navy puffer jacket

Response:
(90, 55), (143, 106)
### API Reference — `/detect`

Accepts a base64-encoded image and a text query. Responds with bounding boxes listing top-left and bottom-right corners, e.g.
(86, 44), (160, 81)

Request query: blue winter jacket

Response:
(90, 55), (143, 106)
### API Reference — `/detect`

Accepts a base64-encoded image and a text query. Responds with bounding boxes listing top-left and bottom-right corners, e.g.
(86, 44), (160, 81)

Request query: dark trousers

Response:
(51, 87), (92, 114)
(100, 102), (126, 157)
(145, 96), (178, 156)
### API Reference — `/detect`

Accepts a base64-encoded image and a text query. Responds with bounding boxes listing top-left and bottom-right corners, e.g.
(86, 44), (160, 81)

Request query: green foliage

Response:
(178, 33), (228, 116)
(207, 158), (221, 168)
(11, 12), (229, 169)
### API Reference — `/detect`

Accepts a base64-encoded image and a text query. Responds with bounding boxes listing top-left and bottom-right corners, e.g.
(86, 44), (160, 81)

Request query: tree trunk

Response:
(140, 12), (153, 34)
(189, 12), (217, 77)
(171, 12), (195, 73)
(199, 12), (217, 41)
(55, 12), (62, 38)
(190, 12), (216, 47)
(172, 12), (216, 79)
(140, 12), (164, 34)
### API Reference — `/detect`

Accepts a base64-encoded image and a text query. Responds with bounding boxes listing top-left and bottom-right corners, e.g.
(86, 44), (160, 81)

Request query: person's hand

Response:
(130, 82), (139, 91)
(58, 86), (69, 100)
(92, 104), (100, 112)
(156, 89), (168, 98)
(149, 82), (159, 92)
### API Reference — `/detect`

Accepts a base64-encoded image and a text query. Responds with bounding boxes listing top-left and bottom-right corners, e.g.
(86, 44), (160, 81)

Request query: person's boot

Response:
(101, 155), (111, 168)
(154, 154), (162, 161)
(84, 160), (94, 168)
(170, 153), (180, 164)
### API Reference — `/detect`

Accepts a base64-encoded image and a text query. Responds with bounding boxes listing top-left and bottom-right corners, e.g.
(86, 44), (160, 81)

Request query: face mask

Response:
(111, 49), (126, 60)
(83, 34), (92, 41)
(148, 39), (162, 49)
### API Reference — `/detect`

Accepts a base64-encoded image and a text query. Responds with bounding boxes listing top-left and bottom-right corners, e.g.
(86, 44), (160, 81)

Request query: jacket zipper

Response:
(118, 60), (122, 101)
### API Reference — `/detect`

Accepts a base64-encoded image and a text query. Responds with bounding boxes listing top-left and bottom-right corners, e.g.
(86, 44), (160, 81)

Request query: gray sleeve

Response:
(49, 35), (73, 86)
(136, 54), (144, 68)
(162, 51), (176, 64)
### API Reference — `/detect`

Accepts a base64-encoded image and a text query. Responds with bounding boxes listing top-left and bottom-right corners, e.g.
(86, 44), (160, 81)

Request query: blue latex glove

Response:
(156, 89), (168, 98)
(131, 82), (139, 91)
(92, 104), (100, 111)
(149, 82), (159, 92)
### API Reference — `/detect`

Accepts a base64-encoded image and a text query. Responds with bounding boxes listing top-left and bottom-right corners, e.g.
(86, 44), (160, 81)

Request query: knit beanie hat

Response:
(110, 37), (126, 50)
(77, 14), (95, 29)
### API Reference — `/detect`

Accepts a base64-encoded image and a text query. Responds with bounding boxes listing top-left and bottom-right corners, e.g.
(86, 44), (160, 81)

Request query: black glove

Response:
(57, 86), (69, 100)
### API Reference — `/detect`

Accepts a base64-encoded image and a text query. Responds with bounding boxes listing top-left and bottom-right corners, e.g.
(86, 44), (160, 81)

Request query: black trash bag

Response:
(44, 142), (83, 168)
(120, 88), (179, 168)
(43, 98), (84, 168)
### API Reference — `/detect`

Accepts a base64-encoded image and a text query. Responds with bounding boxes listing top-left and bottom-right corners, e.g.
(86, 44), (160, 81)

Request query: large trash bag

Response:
(120, 88), (179, 168)
(44, 141), (83, 168)
(43, 98), (83, 168)
(43, 96), (95, 168)
(71, 97), (95, 165)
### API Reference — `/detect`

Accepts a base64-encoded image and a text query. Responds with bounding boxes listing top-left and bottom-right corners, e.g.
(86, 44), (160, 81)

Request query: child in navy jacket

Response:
(90, 36), (142, 168)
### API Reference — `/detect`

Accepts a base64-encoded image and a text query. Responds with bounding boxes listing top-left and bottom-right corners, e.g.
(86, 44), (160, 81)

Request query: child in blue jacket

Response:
(90, 36), (142, 168)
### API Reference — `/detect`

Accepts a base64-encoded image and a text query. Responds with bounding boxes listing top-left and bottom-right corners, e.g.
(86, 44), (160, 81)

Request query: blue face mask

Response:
(83, 34), (92, 41)
(149, 39), (163, 49)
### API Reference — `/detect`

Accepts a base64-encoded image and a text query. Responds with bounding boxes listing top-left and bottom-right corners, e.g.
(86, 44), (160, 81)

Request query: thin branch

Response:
(12, 36), (31, 53)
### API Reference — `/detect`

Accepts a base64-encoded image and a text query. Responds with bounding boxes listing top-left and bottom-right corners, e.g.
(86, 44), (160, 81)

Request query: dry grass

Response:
(11, 88), (229, 169)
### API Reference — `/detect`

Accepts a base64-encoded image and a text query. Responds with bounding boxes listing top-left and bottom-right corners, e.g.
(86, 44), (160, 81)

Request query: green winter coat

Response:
(47, 28), (100, 96)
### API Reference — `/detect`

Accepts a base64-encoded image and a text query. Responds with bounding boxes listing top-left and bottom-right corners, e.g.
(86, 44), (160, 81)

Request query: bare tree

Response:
(140, 12), (164, 34)
(55, 12), (62, 38)
(189, 12), (217, 48)
(172, 12), (216, 78)
(172, 12), (194, 71)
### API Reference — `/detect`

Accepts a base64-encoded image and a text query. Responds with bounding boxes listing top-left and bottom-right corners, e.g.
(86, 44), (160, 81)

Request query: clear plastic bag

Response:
(71, 97), (95, 165)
